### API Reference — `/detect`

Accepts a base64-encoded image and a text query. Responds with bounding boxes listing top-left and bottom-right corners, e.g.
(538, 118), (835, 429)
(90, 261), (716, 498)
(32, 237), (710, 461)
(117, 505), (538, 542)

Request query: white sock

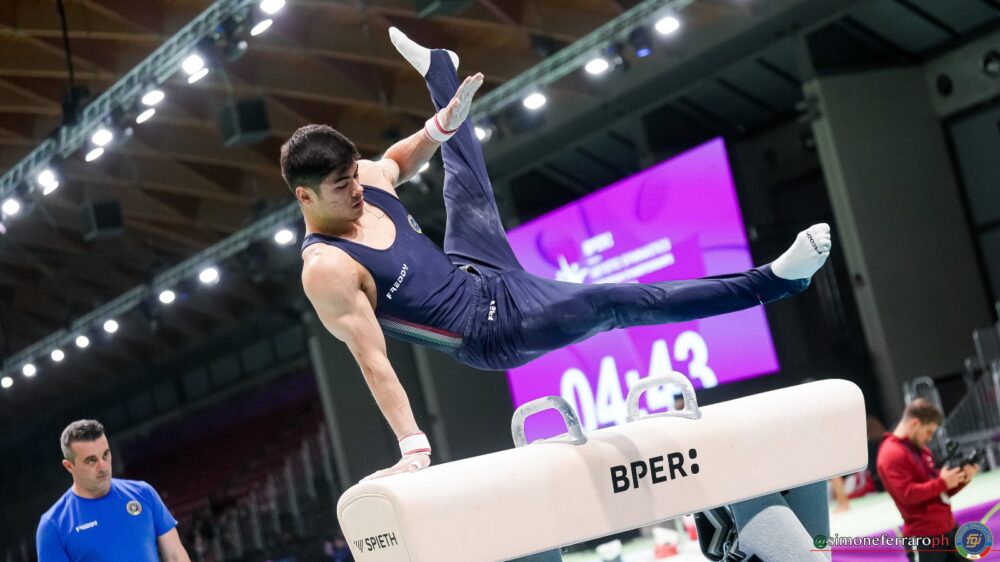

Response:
(771, 223), (832, 281)
(389, 27), (459, 76)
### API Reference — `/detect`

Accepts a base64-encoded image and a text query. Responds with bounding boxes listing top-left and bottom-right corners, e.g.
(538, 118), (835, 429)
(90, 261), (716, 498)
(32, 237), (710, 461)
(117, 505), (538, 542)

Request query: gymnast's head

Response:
(281, 124), (363, 224)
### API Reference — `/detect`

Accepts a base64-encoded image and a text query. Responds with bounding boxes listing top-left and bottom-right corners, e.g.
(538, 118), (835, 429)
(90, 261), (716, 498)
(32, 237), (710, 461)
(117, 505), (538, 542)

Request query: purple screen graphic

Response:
(505, 138), (779, 442)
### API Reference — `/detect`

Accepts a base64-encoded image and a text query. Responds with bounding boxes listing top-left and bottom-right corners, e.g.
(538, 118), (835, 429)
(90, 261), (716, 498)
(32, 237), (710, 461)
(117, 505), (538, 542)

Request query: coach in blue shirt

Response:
(36, 419), (190, 561)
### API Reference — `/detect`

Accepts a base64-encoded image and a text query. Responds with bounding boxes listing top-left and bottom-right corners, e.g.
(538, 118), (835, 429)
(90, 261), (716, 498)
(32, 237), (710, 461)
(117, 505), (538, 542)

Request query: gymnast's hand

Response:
(437, 73), (485, 132)
(362, 430), (432, 481)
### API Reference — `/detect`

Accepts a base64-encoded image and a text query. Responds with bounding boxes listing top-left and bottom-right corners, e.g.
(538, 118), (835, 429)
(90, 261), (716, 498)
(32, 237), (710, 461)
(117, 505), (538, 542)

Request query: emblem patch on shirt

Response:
(126, 500), (142, 516)
(407, 214), (422, 234)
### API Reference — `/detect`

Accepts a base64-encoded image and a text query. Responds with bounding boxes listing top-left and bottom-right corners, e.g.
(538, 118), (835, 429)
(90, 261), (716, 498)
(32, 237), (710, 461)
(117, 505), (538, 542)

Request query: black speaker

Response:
(217, 98), (271, 146)
(414, 0), (473, 17)
(81, 199), (124, 241)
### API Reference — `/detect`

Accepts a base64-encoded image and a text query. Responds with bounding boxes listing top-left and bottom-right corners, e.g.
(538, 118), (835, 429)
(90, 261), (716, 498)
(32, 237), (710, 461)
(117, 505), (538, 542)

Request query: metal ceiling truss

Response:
(1, 0), (693, 376)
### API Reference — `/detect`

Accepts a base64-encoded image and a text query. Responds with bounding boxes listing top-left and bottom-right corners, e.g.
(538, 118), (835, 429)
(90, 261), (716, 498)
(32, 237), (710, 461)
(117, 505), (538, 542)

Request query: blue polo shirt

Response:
(37, 479), (177, 561)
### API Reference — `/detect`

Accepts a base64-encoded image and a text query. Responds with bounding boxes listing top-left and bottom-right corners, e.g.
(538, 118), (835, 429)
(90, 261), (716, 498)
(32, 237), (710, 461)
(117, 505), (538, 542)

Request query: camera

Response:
(938, 440), (983, 470)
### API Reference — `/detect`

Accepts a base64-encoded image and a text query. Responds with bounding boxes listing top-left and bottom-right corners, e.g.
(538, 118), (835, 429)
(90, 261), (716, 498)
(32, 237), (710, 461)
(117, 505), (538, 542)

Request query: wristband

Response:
(424, 113), (458, 143)
(399, 431), (432, 456)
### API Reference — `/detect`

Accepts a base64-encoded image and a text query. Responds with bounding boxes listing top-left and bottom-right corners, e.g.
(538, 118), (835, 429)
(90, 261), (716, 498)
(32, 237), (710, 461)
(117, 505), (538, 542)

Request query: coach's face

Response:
(63, 434), (113, 497)
(298, 161), (364, 224)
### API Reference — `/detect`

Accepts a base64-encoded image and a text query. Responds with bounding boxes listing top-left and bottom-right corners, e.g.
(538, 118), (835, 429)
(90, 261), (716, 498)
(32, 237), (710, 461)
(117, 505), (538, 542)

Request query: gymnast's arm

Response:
(303, 250), (422, 439)
(377, 73), (484, 187)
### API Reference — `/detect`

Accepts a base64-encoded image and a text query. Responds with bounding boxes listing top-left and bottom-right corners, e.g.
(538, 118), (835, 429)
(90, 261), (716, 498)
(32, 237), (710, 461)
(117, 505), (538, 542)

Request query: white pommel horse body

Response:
(337, 375), (867, 562)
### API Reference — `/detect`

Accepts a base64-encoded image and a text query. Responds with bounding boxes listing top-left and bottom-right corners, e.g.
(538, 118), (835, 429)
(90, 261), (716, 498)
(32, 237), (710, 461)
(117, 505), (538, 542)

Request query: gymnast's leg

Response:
(390, 28), (523, 272)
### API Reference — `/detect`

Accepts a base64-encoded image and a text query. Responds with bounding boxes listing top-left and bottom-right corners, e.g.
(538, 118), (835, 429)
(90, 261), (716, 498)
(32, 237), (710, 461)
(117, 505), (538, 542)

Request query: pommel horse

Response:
(338, 374), (867, 561)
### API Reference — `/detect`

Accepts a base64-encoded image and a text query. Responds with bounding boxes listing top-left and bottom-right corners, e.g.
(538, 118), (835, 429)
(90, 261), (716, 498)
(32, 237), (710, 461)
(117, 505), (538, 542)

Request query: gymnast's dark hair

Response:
(60, 419), (105, 461)
(280, 124), (360, 193)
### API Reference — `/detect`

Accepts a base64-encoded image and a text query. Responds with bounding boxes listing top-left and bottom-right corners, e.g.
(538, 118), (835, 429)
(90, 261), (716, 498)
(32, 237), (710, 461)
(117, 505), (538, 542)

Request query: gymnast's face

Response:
(62, 434), (113, 498)
(298, 161), (364, 224)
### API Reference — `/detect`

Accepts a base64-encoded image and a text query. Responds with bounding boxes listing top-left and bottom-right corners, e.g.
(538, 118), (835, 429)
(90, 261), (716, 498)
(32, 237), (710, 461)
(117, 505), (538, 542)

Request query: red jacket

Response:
(875, 433), (967, 536)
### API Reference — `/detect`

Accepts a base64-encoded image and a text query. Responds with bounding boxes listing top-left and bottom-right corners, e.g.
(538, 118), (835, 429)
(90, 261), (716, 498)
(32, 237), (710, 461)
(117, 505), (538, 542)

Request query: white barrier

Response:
(338, 378), (867, 562)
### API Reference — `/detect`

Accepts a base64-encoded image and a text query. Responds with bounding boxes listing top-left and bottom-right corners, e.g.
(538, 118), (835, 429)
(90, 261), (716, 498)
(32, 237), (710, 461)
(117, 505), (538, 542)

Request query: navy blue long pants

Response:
(423, 50), (807, 372)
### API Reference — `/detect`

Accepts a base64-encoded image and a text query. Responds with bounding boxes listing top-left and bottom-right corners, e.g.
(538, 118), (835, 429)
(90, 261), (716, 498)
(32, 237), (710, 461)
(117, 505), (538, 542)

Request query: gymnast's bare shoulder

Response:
(301, 245), (380, 339)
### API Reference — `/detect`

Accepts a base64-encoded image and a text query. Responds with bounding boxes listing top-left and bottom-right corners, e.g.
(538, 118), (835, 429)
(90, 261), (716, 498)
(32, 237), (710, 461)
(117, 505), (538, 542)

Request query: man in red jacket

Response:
(876, 398), (980, 562)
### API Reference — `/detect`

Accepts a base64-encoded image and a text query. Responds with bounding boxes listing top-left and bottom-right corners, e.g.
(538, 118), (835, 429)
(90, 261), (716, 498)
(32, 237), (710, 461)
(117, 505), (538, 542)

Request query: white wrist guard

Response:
(399, 431), (432, 456)
(424, 113), (458, 143)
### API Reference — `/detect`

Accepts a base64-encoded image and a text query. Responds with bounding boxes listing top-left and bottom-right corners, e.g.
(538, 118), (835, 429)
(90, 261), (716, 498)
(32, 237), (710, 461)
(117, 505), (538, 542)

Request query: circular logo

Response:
(813, 534), (828, 549)
(126, 500), (142, 516)
(956, 521), (993, 559)
(407, 214), (422, 234)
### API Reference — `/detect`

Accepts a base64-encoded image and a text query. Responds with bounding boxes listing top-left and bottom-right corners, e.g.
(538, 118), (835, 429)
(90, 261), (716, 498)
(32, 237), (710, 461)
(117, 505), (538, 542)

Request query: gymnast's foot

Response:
(389, 26), (459, 76)
(771, 223), (832, 281)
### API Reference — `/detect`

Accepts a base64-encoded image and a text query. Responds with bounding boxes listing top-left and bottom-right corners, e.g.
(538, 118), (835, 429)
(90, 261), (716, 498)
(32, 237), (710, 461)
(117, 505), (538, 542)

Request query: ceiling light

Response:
(260, 0), (285, 15)
(103, 319), (119, 334)
(187, 67), (209, 84)
(182, 54), (205, 75)
(1, 377), (11, 389)
(75, 334), (90, 348)
(37, 168), (60, 195)
(51, 349), (65, 362)
(522, 92), (546, 110)
(91, 127), (114, 147)
(419, 162), (430, 173)
(22, 363), (36, 377)
(2, 198), (21, 217)
(85, 147), (105, 162)
(141, 89), (165, 106)
(251, 19), (273, 36)
(136, 108), (156, 124)
(655, 16), (681, 35)
(273, 228), (295, 245)
(199, 266), (220, 285)
(585, 57), (610, 75)
(158, 289), (176, 304)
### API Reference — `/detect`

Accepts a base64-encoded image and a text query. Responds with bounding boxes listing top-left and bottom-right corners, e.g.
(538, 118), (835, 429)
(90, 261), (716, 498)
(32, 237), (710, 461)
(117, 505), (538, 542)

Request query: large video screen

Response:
(505, 138), (779, 442)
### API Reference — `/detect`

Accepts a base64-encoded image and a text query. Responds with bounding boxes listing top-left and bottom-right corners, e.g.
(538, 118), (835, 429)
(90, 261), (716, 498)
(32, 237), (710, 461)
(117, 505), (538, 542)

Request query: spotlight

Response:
(260, 0), (285, 15)
(103, 319), (119, 333)
(419, 162), (430, 173)
(22, 363), (36, 377)
(136, 108), (156, 124)
(2, 198), (21, 217)
(473, 119), (497, 142)
(51, 349), (65, 362)
(273, 228), (295, 245)
(474, 126), (488, 140)
(37, 168), (60, 195)
(251, 19), (273, 36)
(1, 376), (11, 389)
(199, 266), (220, 285)
(85, 147), (105, 162)
(983, 50), (1000, 77)
(158, 289), (176, 304)
(75, 334), (90, 348)
(629, 28), (653, 58)
(182, 54), (205, 75)
(585, 57), (610, 75)
(91, 127), (114, 147)
(141, 89), (165, 106)
(523, 92), (547, 110)
(187, 67), (209, 84)
(654, 16), (681, 35)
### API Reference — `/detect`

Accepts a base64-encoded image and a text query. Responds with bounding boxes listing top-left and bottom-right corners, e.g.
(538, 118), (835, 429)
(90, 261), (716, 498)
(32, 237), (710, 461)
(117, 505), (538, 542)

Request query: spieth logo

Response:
(353, 532), (399, 552)
(610, 448), (701, 493)
(386, 264), (408, 300)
